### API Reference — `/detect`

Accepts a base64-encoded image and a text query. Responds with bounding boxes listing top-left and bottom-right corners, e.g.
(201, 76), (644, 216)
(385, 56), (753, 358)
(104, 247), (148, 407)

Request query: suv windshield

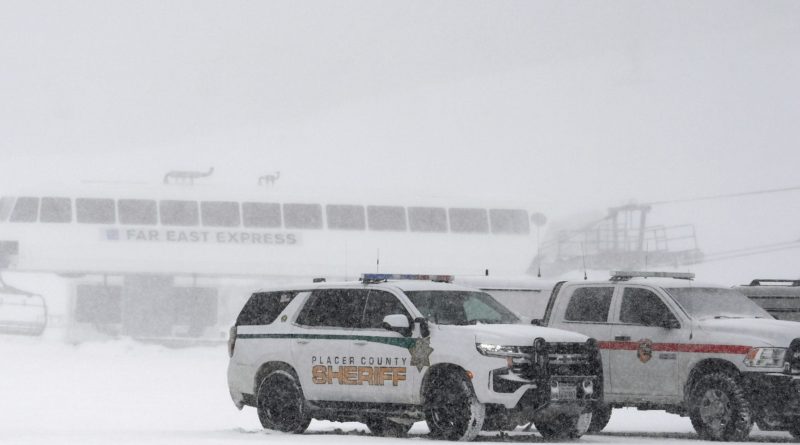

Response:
(666, 287), (772, 320)
(405, 290), (519, 325)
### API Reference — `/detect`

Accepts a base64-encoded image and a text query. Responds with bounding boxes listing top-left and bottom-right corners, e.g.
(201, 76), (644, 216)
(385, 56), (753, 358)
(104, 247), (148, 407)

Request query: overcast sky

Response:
(2, 1), (800, 280)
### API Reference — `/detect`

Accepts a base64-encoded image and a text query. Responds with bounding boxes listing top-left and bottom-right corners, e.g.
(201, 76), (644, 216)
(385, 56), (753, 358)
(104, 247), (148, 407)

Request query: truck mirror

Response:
(382, 314), (412, 337)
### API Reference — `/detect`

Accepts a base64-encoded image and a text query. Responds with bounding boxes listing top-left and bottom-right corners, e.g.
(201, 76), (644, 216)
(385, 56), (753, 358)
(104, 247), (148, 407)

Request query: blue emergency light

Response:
(360, 273), (454, 283)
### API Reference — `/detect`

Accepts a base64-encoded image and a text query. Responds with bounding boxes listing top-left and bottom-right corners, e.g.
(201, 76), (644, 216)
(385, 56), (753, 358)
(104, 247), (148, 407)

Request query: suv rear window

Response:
(295, 289), (369, 328)
(564, 287), (613, 323)
(236, 291), (298, 326)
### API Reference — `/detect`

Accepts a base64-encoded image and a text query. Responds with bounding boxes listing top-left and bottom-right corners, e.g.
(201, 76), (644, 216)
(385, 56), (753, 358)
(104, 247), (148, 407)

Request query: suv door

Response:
(607, 286), (684, 399)
(347, 289), (419, 404)
(291, 288), (369, 401)
(551, 285), (615, 393)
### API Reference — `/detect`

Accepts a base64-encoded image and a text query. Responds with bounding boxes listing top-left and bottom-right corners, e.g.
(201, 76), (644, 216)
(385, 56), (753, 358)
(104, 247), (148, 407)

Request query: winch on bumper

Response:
(744, 339), (800, 429)
(487, 338), (602, 418)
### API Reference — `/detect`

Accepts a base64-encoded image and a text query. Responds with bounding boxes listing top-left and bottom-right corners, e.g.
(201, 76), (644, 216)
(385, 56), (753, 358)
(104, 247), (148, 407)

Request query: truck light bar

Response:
(360, 273), (454, 283)
(746, 279), (800, 287)
(610, 271), (695, 281)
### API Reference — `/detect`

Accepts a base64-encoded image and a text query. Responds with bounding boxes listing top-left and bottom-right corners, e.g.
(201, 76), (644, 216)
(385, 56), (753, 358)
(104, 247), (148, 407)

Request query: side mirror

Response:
(531, 319), (543, 326)
(382, 314), (411, 337)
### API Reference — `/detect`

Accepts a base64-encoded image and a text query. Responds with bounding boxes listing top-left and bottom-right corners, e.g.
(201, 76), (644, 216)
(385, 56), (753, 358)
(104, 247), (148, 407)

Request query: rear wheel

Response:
(688, 372), (752, 441)
(256, 370), (311, 433)
(424, 370), (485, 441)
(535, 412), (592, 439)
(366, 417), (412, 437)
(587, 404), (612, 433)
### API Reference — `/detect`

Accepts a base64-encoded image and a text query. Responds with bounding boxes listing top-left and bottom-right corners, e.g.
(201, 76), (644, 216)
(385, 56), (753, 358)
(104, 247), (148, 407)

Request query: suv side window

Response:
(620, 287), (678, 327)
(237, 291), (298, 326)
(296, 289), (369, 328)
(564, 287), (614, 323)
(361, 290), (410, 328)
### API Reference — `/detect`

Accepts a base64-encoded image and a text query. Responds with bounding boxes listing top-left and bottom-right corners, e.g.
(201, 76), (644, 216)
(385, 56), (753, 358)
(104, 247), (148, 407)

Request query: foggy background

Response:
(2, 3), (800, 444)
(1, 0), (800, 282)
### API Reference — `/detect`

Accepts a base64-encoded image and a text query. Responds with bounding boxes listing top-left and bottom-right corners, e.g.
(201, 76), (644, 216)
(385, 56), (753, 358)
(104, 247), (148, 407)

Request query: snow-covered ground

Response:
(0, 336), (793, 445)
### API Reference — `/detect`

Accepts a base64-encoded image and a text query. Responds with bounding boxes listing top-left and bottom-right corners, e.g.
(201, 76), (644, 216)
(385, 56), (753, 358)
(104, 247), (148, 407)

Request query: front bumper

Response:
(488, 366), (600, 414)
(744, 372), (800, 429)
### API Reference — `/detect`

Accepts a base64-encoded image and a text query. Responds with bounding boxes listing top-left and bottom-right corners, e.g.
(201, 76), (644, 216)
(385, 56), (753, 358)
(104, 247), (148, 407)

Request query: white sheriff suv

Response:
(227, 274), (602, 441)
(542, 271), (800, 441)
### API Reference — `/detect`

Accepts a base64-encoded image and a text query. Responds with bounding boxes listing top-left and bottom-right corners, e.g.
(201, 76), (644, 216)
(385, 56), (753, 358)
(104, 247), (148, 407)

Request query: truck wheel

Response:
(688, 372), (752, 441)
(535, 412), (592, 439)
(424, 371), (485, 441)
(587, 404), (612, 433)
(256, 370), (311, 433)
(366, 417), (412, 437)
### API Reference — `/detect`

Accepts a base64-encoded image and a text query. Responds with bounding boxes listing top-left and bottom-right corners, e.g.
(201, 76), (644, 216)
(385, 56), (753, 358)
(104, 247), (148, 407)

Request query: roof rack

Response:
(360, 273), (454, 284)
(746, 279), (800, 287)
(610, 271), (695, 281)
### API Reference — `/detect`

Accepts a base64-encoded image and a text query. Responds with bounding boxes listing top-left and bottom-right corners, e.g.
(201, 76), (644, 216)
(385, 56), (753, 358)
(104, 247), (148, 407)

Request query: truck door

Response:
(607, 286), (683, 399)
(291, 288), (369, 401)
(551, 285), (615, 393)
(347, 289), (419, 404)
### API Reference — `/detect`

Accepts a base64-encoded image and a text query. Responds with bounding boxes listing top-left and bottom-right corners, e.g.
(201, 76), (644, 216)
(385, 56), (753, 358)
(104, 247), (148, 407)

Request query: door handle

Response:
(353, 340), (368, 346)
(296, 339), (310, 345)
(615, 335), (631, 342)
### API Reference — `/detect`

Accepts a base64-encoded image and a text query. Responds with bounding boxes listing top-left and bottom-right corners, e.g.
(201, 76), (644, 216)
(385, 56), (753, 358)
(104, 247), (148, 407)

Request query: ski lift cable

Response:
(701, 240), (800, 257)
(645, 185), (800, 206)
(695, 243), (800, 264)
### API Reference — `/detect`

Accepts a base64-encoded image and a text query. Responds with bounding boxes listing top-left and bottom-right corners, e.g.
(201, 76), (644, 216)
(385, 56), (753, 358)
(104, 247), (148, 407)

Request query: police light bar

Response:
(360, 273), (454, 283)
(611, 271), (695, 281)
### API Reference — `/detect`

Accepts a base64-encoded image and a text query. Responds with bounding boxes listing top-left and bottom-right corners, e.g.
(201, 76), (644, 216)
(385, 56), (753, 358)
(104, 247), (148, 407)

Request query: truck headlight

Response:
(476, 343), (523, 357)
(743, 347), (787, 368)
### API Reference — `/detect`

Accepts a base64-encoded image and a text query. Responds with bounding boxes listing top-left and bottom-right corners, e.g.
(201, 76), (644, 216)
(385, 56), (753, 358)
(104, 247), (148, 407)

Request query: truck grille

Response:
(511, 340), (601, 380)
(546, 342), (601, 377)
(788, 339), (800, 375)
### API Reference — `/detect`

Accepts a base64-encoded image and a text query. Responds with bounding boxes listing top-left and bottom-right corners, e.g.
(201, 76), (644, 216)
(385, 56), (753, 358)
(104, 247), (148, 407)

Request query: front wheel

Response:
(424, 370), (485, 441)
(688, 372), (752, 441)
(535, 412), (592, 439)
(256, 370), (311, 433)
(587, 404), (612, 433)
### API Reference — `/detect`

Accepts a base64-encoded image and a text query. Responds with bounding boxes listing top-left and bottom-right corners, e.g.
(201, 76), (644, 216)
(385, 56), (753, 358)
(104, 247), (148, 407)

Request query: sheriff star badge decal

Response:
(408, 337), (434, 371)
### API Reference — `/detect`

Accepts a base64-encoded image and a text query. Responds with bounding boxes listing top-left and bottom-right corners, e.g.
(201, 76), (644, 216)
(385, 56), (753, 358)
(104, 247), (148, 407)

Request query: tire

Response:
(587, 404), (612, 433)
(424, 370), (485, 441)
(256, 369), (311, 433)
(688, 372), (752, 441)
(535, 412), (592, 439)
(366, 417), (413, 437)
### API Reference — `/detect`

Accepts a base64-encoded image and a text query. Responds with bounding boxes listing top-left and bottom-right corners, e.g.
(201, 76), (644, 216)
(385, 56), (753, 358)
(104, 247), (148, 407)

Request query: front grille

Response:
(547, 342), (601, 377)
(788, 339), (800, 375)
(512, 340), (601, 380)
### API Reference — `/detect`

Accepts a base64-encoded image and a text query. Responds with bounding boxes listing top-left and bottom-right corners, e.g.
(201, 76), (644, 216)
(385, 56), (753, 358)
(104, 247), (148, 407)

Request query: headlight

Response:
(743, 347), (787, 368)
(476, 343), (525, 357)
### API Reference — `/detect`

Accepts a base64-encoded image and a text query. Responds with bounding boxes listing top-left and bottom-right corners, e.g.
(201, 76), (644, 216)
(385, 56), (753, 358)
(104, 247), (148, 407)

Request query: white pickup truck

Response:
(535, 271), (800, 441)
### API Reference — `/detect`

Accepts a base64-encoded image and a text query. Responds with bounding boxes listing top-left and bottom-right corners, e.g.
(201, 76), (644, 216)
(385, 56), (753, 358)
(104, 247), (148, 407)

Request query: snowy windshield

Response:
(405, 291), (519, 325)
(666, 287), (773, 320)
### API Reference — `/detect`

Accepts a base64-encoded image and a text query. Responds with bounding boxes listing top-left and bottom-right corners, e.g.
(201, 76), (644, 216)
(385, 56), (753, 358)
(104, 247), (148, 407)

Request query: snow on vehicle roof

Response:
(578, 277), (727, 289)
(252, 278), (482, 294)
